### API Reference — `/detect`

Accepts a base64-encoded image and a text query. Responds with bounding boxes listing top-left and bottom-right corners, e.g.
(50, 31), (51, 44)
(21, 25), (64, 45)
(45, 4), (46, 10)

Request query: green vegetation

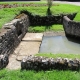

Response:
(0, 2), (80, 80)
(0, 2), (80, 29)
(36, 53), (80, 59)
(0, 53), (80, 80)
(28, 26), (45, 33)
(0, 69), (79, 80)
(28, 25), (63, 32)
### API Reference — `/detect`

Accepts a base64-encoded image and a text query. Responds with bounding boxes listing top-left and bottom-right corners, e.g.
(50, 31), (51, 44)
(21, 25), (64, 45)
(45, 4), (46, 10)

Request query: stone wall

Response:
(0, 54), (9, 69)
(21, 55), (80, 71)
(20, 10), (77, 26)
(63, 16), (80, 38)
(0, 14), (29, 55)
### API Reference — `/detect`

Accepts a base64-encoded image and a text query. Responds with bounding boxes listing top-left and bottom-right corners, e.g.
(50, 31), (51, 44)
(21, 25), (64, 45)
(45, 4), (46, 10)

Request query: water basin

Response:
(39, 36), (80, 54)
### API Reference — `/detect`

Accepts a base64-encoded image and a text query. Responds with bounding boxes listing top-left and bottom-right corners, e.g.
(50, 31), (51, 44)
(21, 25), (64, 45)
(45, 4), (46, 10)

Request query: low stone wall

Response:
(0, 14), (29, 55)
(20, 10), (77, 26)
(0, 54), (9, 69)
(21, 55), (80, 71)
(63, 16), (80, 38)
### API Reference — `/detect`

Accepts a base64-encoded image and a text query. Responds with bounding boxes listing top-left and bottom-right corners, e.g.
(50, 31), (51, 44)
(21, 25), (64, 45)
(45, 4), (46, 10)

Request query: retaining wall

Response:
(0, 14), (29, 55)
(63, 16), (80, 38)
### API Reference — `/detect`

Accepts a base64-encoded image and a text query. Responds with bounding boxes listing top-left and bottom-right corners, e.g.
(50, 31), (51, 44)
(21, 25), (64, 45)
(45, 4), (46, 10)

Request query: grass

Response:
(28, 25), (64, 32)
(0, 69), (80, 80)
(0, 2), (80, 80)
(0, 2), (80, 29)
(36, 53), (80, 59)
(28, 26), (45, 33)
(0, 53), (80, 80)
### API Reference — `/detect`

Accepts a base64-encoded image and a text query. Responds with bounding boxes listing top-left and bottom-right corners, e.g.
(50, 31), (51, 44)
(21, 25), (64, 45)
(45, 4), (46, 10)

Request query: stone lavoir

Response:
(0, 11), (80, 70)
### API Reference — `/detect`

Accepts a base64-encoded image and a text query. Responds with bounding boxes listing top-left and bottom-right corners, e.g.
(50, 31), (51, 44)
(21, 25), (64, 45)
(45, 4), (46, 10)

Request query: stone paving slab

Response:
(22, 33), (43, 41)
(6, 54), (21, 70)
(16, 41), (41, 56)
(15, 41), (41, 60)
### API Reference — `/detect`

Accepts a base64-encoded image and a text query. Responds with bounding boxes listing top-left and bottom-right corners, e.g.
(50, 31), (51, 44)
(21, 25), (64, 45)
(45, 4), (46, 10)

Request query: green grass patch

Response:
(28, 26), (45, 33)
(0, 69), (80, 80)
(36, 53), (80, 59)
(0, 2), (80, 28)
(51, 25), (63, 31)
(28, 25), (64, 32)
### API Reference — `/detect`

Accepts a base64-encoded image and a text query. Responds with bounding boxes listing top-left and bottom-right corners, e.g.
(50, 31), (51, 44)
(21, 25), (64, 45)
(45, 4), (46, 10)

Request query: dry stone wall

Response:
(63, 16), (80, 38)
(20, 10), (77, 26)
(0, 14), (29, 55)
(21, 55), (80, 71)
(0, 54), (9, 69)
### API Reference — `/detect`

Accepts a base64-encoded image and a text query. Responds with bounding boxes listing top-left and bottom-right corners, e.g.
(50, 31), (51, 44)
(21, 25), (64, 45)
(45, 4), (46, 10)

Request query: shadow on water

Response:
(66, 35), (80, 44)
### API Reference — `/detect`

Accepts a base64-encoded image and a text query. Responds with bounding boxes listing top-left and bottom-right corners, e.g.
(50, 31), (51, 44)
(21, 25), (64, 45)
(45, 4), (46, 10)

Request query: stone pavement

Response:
(6, 33), (43, 70)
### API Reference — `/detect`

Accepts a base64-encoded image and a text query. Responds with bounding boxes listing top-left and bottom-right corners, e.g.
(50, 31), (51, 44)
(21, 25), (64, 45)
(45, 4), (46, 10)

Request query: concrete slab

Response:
(17, 41), (41, 56)
(6, 54), (21, 70)
(22, 33), (43, 41)
(15, 41), (41, 60)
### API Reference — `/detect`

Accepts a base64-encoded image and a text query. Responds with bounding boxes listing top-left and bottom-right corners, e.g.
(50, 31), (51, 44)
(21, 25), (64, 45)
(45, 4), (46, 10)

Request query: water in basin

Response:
(39, 36), (80, 54)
